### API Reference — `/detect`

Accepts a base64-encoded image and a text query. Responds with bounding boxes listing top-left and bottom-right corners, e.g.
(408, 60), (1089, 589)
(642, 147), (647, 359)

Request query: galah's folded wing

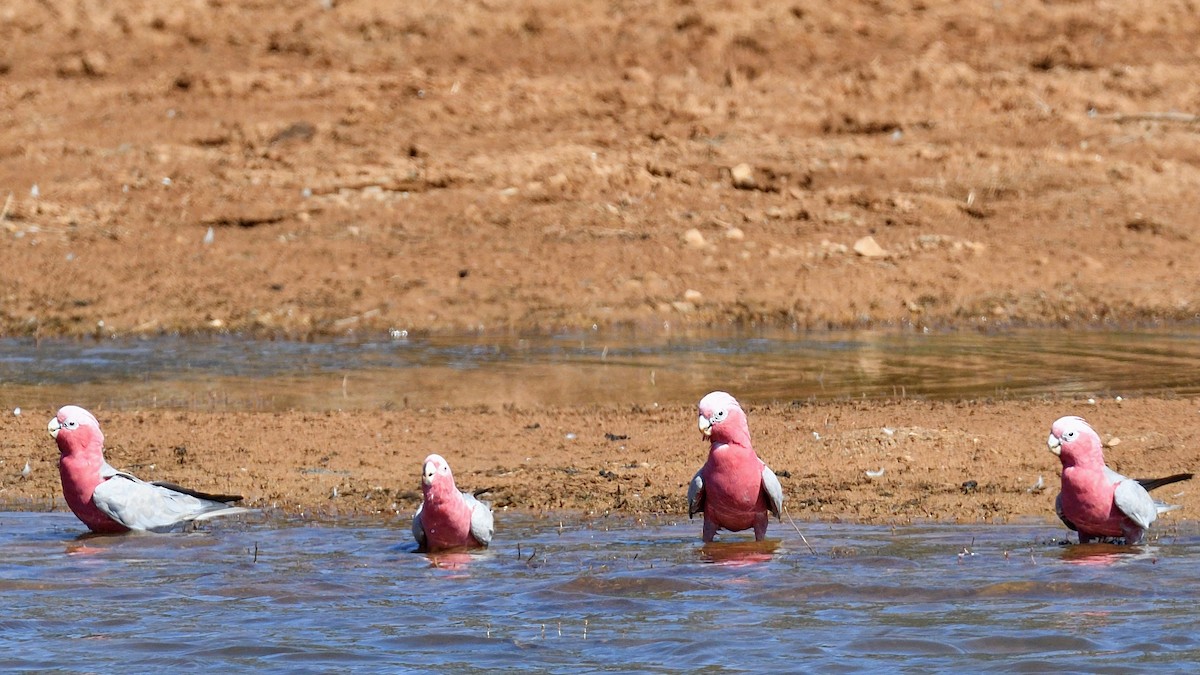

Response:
(463, 492), (494, 546)
(1112, 478), (1157, 530)
(411, 503), (427, 548)
(92, 470), (244, 532)
(687, 471), (704, 518)
(760, 464), (784, 520)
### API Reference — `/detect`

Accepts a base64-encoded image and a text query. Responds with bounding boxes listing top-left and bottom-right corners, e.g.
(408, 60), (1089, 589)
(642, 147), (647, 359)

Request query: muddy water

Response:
(4, 510), (1200, 671)
(3, 328), (1200, 411)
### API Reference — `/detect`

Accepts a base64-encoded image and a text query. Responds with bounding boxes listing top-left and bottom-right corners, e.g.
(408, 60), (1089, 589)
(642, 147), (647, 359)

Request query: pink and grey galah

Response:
(687, 391), (784, 542)
(411, 453), (494, 552)
(1049, 415), (1192, 545)
(49, 405), (248, 534)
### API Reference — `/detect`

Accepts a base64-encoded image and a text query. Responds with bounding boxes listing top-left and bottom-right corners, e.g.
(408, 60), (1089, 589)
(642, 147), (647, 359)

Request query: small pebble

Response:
(854, 236), (888, 258)
(730, 163), (756, 190)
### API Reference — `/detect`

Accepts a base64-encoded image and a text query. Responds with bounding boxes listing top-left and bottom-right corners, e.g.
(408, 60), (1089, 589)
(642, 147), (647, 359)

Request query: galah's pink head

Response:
(421, 453), (457, 492)
(48, 405), (104, 459)
(1048, 415), (1104, 468)
(697, 391), (751, 446)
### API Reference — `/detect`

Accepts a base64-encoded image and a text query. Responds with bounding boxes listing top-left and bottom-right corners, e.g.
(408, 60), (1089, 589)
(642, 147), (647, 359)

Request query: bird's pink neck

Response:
(420, 479), (474, 548)
(708, 439), (757, 464)
(423, 478), (468, 513)
(56, 430), (125, 533)
(1061, 437), (1106, 471)
(710, 431), (752, 453)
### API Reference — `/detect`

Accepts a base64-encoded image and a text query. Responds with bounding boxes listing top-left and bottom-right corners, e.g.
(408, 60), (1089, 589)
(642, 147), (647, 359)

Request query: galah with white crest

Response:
(412, 454), (494, 552)
(49, 405), (248, 534)
(1049, 415), (1191, 545)
(688, 391), (784, 542)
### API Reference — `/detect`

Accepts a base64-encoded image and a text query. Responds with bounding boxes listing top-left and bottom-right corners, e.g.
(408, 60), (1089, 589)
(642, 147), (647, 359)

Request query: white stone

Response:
(683, 228), (707, 249)
(853, 235), (887, 258)
(730, 163), (756, 189)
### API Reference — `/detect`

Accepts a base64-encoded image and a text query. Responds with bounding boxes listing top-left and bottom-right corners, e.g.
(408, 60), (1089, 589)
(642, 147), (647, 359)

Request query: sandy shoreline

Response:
(3, 1), (1200, 538)
(5, 398), (1199, 536)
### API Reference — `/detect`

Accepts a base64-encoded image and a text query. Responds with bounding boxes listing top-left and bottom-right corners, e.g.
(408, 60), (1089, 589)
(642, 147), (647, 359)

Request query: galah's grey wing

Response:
(1054, 491), (1079, 532)
(1103, 465), (1133, 485)
(1113, 478), (1157, 530)
(92, 470), (246, 532)
(760, 464), (784, 520)
(687, 471), (704, 518)
(463, 492), (494, 546)
(411, 503), (427, 549)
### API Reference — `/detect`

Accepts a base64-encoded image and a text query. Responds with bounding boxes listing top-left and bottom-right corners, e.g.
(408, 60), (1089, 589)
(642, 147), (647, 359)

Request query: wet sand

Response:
(5, 397), (1198, 530)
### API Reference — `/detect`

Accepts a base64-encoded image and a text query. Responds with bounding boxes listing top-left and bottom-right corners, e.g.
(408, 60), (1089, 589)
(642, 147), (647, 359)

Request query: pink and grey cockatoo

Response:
(687, 391), (784, 542)
(49, 405), (248, 534)
(411, 454), (494, 552)
(1049, 415), (1192, 545)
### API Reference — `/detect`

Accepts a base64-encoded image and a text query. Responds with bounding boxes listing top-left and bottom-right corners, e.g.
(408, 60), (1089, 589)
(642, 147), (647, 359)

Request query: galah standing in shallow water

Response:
(1049, 415), (1192, 545)
(411, 454), (494, 552)
(49, 405), (248, 534)
(687, 391), (784, 542)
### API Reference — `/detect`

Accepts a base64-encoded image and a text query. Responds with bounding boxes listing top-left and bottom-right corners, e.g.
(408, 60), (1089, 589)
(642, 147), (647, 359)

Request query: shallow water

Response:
(4, 511), (1200, 672)
(8, 329), (1200, 670)
(4, 327), (1200, 410)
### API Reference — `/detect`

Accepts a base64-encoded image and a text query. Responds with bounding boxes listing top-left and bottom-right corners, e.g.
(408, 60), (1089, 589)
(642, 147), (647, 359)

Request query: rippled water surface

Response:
(4, 328), (1200, 410)
(7, 329), (1200, 670)
(5, 511), (1200, 672)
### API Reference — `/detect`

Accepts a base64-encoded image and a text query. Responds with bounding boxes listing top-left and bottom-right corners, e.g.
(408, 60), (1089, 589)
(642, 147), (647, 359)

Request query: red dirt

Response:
(2, 0), (1199, 336)
(2, 1), (1200, 533)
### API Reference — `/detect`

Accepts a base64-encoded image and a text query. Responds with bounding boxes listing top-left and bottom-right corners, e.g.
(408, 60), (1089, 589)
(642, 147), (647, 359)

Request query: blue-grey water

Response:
(4, 511), (1200, 672)
(3, 328), (1200, 410)
(6, 328), (1200, 670)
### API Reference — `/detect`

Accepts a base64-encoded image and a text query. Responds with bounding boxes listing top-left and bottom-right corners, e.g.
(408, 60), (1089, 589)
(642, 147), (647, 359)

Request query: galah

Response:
(412, 454), (494, 552)
(1049, 415), (1192, 545)
(49, 405), (248, 534)
(687, 391), (784, 542)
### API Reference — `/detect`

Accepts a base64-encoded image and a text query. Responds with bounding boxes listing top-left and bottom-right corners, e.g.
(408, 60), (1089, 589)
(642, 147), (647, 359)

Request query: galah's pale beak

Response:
(1047, 433), (1061, 456)
(698, 415), (712, 437)
(422, 461), (437, 486)
(48, 417), (62, 439)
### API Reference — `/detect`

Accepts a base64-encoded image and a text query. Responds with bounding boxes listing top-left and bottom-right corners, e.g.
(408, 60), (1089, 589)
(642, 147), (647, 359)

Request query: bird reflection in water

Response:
(699, 538), (779, 566)
(1059, 542), (1158, 566)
